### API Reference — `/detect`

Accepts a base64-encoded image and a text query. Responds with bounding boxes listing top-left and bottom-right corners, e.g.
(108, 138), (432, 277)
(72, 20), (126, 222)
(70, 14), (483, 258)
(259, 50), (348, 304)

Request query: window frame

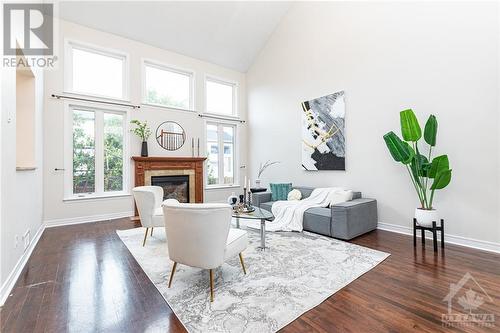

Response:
(64, 39), (130, 101)
(141, 59), (195, 112)
(63, 101), (130, 201)
(204, 120), (239, 189)
(204, 75), (238, 117)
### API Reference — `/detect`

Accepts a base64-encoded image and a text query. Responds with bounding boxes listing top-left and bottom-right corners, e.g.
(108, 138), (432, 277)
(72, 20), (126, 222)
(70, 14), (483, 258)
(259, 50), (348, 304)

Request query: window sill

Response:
(63, 192), (131, 202)
(205, 185), (241, 191)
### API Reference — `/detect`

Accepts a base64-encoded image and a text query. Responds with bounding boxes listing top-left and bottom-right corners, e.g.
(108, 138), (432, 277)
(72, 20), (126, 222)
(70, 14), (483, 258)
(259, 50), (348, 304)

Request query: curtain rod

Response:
(198, 113), (246, 123)
(51, 94), (141, 109)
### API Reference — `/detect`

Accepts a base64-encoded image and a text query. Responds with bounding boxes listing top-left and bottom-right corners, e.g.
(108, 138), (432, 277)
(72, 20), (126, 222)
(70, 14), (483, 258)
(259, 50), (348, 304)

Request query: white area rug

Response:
(117, 222), (389, 333)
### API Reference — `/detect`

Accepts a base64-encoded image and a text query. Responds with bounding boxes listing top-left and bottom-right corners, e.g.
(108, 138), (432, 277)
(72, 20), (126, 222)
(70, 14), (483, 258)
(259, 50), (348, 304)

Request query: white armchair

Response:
(132, 186), (165, 246)
(163, 200), (248, 302)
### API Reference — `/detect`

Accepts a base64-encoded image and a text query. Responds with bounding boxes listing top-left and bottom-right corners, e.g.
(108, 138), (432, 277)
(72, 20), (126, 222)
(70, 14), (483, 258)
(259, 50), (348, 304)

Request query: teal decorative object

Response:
(270, 183), (292, 201)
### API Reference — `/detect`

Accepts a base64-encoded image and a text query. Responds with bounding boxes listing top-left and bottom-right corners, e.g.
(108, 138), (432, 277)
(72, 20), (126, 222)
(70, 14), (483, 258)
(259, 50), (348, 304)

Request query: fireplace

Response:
(151, 175), (190, 203)
(132, 157), (206, 212)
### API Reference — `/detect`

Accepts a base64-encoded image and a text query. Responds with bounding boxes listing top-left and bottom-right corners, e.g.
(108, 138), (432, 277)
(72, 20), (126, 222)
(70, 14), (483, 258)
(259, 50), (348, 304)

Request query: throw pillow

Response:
(329, 189), (354, 206)
(287, 189), (302, 201)
(270, 183), (292, 201)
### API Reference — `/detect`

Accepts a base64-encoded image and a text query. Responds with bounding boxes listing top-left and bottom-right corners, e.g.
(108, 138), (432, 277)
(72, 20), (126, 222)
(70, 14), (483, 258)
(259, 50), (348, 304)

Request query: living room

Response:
(1, 1), (499, 332)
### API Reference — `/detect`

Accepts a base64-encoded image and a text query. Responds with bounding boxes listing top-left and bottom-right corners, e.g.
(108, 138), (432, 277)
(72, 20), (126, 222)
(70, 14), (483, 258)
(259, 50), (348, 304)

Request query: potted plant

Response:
(383, 109), (452, 227)
(130, 119), (152, 157)
(256, 160), (280, 188)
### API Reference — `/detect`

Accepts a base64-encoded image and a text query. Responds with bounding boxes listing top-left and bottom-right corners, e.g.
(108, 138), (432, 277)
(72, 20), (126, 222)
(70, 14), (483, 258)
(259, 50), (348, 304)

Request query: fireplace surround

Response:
(132, 156), (206, 215)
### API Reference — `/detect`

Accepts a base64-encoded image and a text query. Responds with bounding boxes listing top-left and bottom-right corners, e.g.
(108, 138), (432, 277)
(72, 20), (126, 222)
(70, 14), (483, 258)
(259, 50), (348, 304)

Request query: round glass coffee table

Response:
(232, 207), (274, 250)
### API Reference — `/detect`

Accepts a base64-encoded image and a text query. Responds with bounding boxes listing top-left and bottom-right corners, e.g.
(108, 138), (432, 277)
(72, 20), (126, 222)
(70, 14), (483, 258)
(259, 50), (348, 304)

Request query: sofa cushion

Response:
(260, 201), (275, 212)
(270, 183), (292, 201)
(303, 207), (332, 236)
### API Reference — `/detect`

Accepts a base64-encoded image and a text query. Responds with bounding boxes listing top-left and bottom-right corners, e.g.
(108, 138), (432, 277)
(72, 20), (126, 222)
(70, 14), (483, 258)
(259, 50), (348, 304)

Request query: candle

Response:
(244, 176), (247, 188)
(248, 179), (251, 190)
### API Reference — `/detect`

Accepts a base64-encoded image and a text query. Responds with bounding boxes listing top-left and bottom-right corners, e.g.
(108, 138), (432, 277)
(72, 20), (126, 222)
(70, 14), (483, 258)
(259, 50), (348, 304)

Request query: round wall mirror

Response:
(155, 121), (186, 151)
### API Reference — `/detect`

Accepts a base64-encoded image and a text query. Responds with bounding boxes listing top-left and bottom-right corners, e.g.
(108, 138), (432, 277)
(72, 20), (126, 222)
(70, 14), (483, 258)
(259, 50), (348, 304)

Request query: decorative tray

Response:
(234, 206), (255, 214)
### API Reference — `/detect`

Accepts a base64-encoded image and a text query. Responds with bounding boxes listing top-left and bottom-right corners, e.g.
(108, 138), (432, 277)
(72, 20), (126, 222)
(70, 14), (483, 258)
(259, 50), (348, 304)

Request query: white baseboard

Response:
(0, 222), (45, 306)
(377, 222), (500, 254)
(44, 211), (134, 228)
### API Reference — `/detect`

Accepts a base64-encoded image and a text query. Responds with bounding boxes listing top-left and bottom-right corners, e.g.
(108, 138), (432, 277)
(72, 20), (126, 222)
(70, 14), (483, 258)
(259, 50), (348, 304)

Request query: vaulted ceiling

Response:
(59, 1), (292, 72)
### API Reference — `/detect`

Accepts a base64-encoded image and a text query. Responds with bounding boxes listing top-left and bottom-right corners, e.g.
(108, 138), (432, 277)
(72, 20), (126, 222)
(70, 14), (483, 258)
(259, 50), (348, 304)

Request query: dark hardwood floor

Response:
(1, 218), (498, 332)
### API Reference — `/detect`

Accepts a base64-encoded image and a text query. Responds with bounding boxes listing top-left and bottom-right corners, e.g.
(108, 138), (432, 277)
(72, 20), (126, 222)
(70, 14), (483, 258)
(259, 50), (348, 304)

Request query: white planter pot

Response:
(415, 208), (439, 227)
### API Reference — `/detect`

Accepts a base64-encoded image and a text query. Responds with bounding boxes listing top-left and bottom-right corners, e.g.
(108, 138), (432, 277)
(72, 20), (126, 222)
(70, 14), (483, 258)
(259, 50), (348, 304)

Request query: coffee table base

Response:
(258, 219), (267, 250)
(234, 217), (268, 250)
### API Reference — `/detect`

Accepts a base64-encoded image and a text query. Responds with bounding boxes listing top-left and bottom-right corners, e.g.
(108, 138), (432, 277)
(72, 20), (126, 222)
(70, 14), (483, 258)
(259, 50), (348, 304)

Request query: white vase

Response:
(415, 208), (439, 227)
(255, 179), (261, 188)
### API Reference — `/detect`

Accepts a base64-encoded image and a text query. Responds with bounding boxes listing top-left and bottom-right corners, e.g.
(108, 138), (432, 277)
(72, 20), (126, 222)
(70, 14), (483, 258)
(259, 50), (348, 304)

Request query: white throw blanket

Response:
(247, 187), (343, 232)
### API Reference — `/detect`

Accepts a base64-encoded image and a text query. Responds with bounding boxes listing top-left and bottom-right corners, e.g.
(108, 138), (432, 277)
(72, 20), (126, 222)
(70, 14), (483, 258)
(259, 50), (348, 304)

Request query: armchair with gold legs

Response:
(132, 186), (165, 246)
(163, 200), (248, 302)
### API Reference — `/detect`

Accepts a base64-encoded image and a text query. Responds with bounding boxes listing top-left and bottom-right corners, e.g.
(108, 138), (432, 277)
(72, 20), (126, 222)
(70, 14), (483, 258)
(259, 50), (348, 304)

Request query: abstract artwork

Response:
(301, 91), (345, 170)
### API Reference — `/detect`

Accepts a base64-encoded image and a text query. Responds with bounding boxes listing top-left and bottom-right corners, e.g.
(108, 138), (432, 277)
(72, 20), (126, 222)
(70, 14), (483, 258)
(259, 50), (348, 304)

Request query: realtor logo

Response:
(3, 3), (53, 56)
(442, 272), (495, 328)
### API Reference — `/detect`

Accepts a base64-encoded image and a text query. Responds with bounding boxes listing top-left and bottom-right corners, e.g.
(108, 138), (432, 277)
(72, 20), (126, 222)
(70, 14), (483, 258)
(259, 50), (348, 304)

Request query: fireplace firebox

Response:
(151, 175), (190, 203)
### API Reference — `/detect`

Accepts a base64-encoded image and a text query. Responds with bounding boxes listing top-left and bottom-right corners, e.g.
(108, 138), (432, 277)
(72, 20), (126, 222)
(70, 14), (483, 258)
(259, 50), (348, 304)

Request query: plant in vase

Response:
(256, 160), (280, 188)
(130, 119), (152, 157)
(383, 109), (452, 227)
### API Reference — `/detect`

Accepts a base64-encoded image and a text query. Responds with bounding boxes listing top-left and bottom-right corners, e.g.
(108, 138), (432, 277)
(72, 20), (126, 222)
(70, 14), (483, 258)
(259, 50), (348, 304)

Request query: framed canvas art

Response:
(301, 91), (345, 170)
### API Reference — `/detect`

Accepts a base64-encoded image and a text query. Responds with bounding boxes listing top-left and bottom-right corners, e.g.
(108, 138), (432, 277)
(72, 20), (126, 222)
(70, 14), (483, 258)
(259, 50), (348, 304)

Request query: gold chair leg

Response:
(239, 253), (247, 275)
(150, 227), (154, 236)
(142, 228), (149, 247)
(209, 269), (214, 302)
(168, 262), (177, 288)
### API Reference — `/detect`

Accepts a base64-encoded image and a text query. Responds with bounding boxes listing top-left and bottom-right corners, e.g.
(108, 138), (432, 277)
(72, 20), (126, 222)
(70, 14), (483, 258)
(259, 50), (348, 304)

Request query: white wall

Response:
(247, 2), (500, 245)
(0, 64), (45, 287)
(43, 20), (247, 223)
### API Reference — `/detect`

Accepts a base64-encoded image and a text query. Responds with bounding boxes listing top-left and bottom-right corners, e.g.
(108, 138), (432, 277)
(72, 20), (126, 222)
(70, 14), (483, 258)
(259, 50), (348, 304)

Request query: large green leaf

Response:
(401, 142), (415, 164)
(424, 115), (438, 146)
(400, 109), (422, 142)
(410, 153), (429, 180)
(428, 155), (449, 178)
(383, 132), (414, 164)
(431, 169), (452, 190)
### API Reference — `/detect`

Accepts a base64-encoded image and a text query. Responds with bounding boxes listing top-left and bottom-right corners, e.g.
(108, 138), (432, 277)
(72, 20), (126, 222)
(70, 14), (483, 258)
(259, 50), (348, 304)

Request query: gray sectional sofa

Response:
(252, 186), (378, 240)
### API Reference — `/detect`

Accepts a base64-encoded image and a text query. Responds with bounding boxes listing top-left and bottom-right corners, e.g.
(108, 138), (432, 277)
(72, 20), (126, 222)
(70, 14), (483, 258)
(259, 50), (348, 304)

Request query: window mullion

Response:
(232, 124), (236, 186)
(95, 111), (104, 194)
(218, 124), (224, 185)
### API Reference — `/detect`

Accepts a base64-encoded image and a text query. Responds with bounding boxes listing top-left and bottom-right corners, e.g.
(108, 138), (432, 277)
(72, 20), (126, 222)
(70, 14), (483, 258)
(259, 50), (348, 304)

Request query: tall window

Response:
(66, 41), (128, 99)
(205, 77), (237, 116)
(143, 61), (193, 110)
(206, 123), (236, 186)
(68, 106), (127, 198)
